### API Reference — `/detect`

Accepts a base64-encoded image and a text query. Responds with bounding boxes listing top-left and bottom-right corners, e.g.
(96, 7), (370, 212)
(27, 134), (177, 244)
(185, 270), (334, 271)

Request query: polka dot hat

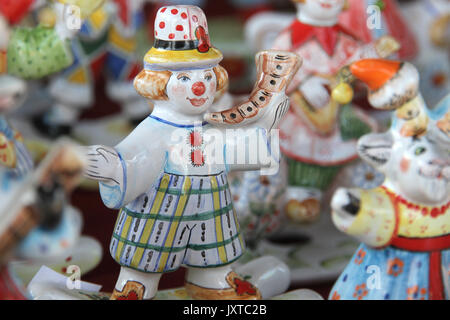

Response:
(144, 5), (223, 71)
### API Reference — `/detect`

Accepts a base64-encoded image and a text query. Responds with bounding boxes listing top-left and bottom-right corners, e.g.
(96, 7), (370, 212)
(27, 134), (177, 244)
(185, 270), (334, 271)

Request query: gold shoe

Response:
(185, 271), (261, 300)
(110, 281), (146, 300)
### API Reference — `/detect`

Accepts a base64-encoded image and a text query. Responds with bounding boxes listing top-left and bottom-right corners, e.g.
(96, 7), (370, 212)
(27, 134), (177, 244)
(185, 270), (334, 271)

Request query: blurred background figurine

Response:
(271, 0), (399, 224)
(229, 168), (287, 251)
(329, 59), (449, 300)
(0, 0), (103, 294)
(31, 0), (152, 139)
(400, 0), (449, 108)
(0, 138), (88, 300)
(339, 0), (418, 60)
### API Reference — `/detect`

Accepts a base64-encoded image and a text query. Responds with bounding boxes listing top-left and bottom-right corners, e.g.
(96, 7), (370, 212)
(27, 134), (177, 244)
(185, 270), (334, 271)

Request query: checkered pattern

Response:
(110, 171), (245, 273)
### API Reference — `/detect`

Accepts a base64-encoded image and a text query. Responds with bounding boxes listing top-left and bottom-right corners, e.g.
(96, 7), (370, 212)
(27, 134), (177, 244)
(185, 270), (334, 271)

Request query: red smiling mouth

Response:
(188, 98), (208, 107)
(320, 2), (333, 9)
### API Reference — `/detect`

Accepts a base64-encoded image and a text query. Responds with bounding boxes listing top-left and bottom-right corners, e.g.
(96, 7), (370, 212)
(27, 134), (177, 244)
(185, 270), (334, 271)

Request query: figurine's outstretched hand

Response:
(375, 35), (401, 58)
(331, 188), (362, 221)
(83, 145), (123, 185)
(204, 50), (301, 131)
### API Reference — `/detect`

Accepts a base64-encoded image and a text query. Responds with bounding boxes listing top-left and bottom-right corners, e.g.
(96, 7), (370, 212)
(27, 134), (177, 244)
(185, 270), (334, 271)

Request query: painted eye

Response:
(178, 75), (190, 82)
(205, 74), (213, 81)
(414, 147), (426, 156)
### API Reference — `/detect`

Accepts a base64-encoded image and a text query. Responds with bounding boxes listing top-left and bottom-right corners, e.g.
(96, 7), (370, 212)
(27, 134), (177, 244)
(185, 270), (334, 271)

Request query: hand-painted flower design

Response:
(116, 291), (140, 300)
(407, 285), (427, 300)
(229, 170), (285, 242)
(419, 60), (449, 107)
(351, 161), (385, 190)
(387, 257), (404, 277)
(354, 248), (366, 265)
(234, 277), (258, 296)
(353, 283), (368, 300)
(195, 26), (210, 53)
(331, 291), (341, 300)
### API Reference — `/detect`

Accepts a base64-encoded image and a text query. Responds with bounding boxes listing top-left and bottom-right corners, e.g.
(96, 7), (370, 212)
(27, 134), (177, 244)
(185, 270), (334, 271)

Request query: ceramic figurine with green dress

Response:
(32, 0), (152, 138)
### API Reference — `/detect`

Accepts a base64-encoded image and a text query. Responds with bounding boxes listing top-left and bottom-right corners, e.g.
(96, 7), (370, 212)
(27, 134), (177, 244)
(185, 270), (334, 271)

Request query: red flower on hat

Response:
(195, 26), (210, 53)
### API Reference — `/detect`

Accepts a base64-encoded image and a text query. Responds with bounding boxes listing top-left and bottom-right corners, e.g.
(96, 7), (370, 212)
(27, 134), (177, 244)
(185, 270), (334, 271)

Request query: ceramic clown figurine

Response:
(32, 0), (151, 138)
(329, 59), (449, 300)
(83, 5), (301, 300)
(271, 0), (399, 223)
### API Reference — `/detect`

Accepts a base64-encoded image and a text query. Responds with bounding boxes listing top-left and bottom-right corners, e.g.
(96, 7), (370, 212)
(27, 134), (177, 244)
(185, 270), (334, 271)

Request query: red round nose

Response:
(192, 82), (206, 96)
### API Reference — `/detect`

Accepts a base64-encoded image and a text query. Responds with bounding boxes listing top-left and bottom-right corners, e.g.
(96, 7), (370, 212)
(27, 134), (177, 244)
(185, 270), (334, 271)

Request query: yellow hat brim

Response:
(144, 47), (223, 71)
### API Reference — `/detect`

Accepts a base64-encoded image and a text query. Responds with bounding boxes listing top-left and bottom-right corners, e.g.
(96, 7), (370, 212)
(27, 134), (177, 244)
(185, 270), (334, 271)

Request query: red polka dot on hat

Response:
(159, 21), (165, 29)
(176, 25), (184, 31)
(181, 13), (187, 19)
(169, 33), (175, 39)
(161, 7), (166, 13)
(171, 9), (178, 15)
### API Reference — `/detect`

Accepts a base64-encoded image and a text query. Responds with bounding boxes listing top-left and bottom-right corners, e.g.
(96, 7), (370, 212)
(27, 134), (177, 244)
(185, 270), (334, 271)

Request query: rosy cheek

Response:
(400, 157), (410, 173)
(209, 82), (216, 92)
(170, 84), (187, 97)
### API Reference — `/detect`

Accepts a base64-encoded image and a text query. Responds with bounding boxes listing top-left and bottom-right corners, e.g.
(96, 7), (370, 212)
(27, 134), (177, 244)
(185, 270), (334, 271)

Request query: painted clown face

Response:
(300, 0), (345, 23)
(166, 68), (217, 115)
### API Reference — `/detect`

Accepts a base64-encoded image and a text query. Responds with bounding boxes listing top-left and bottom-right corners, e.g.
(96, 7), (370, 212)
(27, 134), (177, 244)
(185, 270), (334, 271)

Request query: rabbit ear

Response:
(428, 111), (450, 152)
(426, 94), (450, 150)
(357, 132), (393, 169)
(436, 111), (450, 139)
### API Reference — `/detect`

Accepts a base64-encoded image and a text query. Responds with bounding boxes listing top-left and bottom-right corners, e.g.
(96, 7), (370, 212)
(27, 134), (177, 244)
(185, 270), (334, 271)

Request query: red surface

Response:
(429, 252), (444, 300)
(0, 0), (34, 25)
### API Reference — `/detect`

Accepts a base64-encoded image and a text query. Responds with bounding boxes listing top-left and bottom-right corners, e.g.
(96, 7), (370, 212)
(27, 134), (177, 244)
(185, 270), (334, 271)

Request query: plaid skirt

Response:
(109, 171), (245, 273)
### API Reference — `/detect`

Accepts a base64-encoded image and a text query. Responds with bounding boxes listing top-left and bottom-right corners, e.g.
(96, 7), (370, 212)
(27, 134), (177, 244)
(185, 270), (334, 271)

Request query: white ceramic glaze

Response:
(233, 256), (290, 299)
